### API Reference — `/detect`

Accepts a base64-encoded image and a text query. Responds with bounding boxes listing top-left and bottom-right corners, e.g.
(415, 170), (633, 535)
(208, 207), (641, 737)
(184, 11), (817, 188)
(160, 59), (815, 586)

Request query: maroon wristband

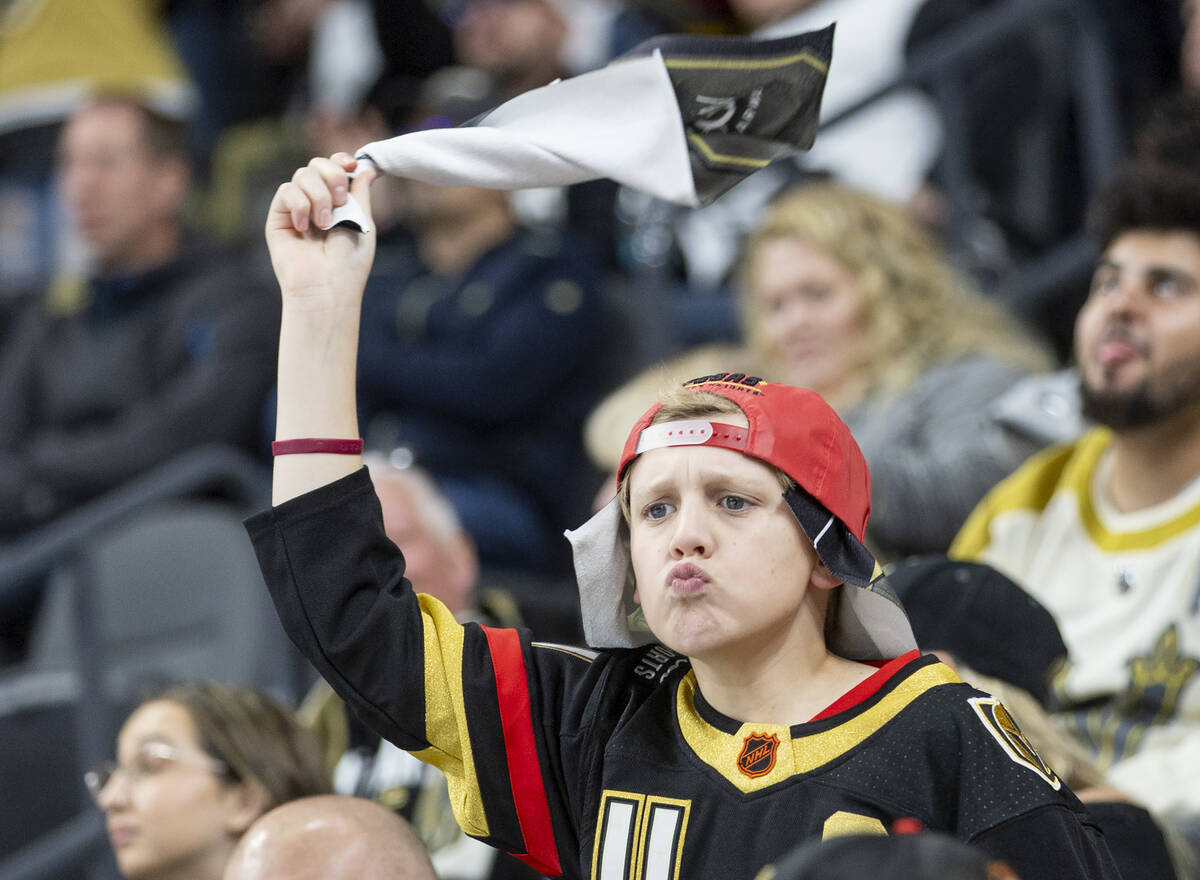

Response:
(271, 438), (364, 456)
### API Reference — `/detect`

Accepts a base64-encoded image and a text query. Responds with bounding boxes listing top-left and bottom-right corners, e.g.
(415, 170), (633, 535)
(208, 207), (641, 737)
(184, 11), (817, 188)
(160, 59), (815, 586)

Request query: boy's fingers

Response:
(310, 155), (354, 206)
(348, 166), (376, 219)
(292, 164), (338, 229)
(267, 155), (364, 234)
(267, 181), (313, 233)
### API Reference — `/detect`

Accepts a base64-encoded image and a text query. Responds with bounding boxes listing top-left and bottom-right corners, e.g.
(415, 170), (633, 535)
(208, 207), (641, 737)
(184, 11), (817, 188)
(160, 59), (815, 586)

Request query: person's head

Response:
(755, 831), (1020, 880)
(726, 0), (822, 30)
(453, 0), (568, 94)
(57, 94), (191, 274)
(452, 0), (614, 93)
(88, 682), (331, 880)
(364, 455), (478, 615)
(568, 373), (915, 665)
(1076, 163), (1200, 431)
(223, 795), (436, 880)
(739, 184), (1049, 409)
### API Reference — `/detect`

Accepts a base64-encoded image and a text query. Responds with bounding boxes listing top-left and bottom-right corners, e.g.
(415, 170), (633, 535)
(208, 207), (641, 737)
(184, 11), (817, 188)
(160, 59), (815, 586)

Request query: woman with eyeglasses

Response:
(85, 682), (331, 880)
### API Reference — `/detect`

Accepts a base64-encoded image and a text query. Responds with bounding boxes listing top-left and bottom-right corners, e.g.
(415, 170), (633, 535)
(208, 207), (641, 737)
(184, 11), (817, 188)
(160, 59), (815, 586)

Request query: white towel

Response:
(327, 27), (834, 230)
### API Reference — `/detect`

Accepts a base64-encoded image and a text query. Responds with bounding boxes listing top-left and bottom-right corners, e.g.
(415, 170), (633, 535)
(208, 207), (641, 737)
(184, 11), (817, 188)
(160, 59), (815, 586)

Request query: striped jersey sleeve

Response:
(246, 467), (600, 876)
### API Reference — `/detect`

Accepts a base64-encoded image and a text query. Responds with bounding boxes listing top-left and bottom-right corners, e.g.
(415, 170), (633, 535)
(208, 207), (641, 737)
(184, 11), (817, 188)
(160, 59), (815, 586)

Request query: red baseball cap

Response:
(566, 373), (916, 660)
(618, 374), (871, 542)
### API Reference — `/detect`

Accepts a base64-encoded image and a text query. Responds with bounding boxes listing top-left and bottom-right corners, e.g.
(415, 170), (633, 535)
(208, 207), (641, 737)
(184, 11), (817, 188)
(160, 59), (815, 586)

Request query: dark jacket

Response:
(0, 240), (278, 536)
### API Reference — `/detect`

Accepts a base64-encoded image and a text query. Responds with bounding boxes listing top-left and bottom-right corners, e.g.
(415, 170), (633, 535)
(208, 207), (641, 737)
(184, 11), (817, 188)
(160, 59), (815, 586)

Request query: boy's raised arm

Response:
(264, 153), (377, 505)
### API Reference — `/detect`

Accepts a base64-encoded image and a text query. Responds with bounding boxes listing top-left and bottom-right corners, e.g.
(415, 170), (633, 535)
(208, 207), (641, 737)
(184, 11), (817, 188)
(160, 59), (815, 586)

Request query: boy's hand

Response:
(265, 152), (377, 305)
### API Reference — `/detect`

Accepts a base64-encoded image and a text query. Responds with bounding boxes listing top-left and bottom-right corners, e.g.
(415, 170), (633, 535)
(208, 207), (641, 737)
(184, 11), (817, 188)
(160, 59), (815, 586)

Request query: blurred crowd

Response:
(3, 0), (1200, 878)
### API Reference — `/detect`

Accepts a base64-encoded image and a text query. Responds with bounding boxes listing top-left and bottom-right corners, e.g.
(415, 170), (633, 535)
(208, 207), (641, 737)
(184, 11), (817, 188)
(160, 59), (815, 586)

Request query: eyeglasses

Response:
(84, 742), (228, 801)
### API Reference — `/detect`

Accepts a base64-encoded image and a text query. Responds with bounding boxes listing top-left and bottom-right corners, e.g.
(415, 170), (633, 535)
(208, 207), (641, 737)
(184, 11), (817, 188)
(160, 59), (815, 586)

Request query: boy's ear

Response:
(810, 563), (842, 592)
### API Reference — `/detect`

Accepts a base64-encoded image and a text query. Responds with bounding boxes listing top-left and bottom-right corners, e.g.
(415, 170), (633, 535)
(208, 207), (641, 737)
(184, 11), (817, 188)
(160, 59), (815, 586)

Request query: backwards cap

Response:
(566, 374), (916, 660)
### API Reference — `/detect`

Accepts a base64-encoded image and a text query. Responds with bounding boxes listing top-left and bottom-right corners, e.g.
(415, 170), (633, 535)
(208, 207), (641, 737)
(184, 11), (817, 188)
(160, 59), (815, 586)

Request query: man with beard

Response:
(952, 162), (1200, 854)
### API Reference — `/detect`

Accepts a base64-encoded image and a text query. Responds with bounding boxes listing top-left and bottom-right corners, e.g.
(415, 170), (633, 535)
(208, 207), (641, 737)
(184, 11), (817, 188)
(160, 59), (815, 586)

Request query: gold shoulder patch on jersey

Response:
(969, 697), (1061, 789)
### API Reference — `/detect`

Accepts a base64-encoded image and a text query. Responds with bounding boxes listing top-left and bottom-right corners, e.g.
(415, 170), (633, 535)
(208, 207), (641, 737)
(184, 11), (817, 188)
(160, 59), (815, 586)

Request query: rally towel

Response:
(328, 26), (833, 230)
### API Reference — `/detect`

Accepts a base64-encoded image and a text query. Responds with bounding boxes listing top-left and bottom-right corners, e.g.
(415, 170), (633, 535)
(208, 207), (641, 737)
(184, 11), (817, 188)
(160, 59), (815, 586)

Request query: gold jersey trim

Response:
(952, 429), (1200, 556)
(416, 594), (489, 837)
(950, 437), (1080, 558)
(675, 662), (961, 793)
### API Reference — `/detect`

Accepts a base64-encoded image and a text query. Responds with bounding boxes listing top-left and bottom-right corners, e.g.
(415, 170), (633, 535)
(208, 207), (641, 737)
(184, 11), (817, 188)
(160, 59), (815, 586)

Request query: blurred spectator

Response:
(449, 0), (622, 261)
(356, 160), (614, 572)
(586, 184), (1056, 561)
(0, 94), (279, 539)
(888, 555), (1192, 880)
(951, 163), (1200, 851)
(453, 0), (619, 95)
(0, 95), (279, 659)
(739, 184), (1059, 559)
(754, 831), (1021, 880)
(0, 0), (193, 297)
(223, 795), (436, 880)
(87, 681), (330, 880)
(302, 456), (568, 879)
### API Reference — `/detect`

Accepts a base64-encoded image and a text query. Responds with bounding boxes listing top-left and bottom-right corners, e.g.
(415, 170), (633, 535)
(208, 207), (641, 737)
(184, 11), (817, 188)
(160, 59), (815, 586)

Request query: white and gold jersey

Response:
(953, 428), (1200, 817)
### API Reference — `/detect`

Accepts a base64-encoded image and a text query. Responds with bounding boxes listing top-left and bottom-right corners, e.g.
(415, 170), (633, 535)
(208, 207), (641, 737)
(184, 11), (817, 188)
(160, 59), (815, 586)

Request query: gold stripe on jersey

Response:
(821, 811), (888, 838)
(413, 594), (489, 837)
(951, 438), (1079, 558)
(953, 429), (1200, 557)
(676, 662), (962, 792)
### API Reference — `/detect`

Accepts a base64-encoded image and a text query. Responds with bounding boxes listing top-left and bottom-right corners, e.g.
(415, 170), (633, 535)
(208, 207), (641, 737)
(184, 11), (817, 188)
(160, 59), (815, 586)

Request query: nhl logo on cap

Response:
(737, 732), (780, 778)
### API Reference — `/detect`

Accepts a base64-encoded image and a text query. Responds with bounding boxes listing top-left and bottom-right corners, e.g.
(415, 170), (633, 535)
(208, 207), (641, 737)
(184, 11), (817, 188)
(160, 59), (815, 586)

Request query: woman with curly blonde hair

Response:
(737, 183), (1057, 559)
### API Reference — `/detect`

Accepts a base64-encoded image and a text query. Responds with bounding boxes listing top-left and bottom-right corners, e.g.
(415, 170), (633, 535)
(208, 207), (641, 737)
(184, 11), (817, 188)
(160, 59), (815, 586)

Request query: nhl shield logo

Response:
(737, 732), (780, 778)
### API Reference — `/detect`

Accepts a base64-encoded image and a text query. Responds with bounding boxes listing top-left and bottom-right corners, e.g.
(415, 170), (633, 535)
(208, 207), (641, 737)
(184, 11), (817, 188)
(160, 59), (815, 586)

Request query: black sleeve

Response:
(246, 469), (602, 877)
(972, 804), (1124, 880)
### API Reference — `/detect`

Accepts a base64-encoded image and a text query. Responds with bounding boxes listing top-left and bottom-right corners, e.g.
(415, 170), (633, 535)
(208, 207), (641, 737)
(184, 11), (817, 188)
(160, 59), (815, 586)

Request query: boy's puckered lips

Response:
(668, 562), (709, 596)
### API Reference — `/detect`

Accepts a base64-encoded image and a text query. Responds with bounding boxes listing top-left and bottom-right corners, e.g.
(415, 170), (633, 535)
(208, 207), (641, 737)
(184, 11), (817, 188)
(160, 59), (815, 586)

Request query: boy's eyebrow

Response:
(630, 464), (775, 498)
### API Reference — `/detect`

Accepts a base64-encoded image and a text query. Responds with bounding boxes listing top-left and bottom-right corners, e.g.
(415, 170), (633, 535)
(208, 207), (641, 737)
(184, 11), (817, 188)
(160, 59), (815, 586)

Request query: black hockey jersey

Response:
(247, 469), (1120, 880)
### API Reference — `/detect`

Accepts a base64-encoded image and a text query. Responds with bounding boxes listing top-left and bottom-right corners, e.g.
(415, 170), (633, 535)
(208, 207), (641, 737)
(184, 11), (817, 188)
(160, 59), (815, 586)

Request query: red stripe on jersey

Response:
(809, 649), (922, 721)
(481, 626), (563, 877)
